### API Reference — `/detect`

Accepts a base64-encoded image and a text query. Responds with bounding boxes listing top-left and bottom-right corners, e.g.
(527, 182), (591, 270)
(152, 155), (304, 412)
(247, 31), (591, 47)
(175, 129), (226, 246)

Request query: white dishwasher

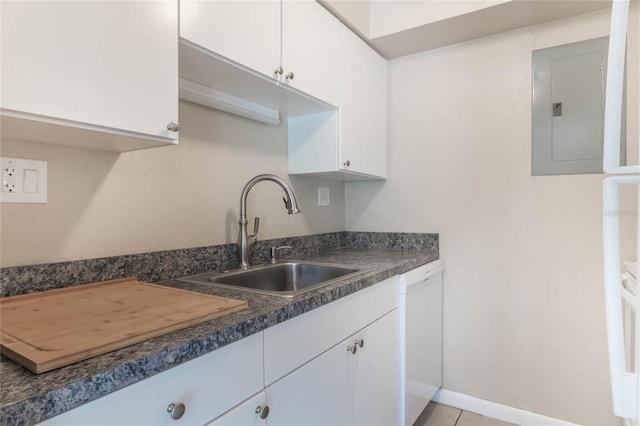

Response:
(398, 259), (444, 426)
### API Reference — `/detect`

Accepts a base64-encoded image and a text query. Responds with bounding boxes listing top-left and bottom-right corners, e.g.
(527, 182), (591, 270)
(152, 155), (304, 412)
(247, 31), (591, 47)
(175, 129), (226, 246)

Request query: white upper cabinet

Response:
(288, 25), (388, 180)
(338, 25), (388, 178)
(179, 1), (280, 79)
(179, 0), (339, 107)
(0, 1), (179, 152)
(179, 0), (387, 180)
(281, 0), (341, 106)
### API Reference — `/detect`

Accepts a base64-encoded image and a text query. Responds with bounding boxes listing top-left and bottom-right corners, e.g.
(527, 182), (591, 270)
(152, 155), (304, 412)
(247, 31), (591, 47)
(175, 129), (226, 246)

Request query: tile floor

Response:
(414, 402), (518, 426)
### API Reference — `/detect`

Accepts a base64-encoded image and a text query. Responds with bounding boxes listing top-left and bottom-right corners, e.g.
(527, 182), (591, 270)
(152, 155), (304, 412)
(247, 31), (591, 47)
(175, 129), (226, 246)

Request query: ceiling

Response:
(321, 0), (613, 59)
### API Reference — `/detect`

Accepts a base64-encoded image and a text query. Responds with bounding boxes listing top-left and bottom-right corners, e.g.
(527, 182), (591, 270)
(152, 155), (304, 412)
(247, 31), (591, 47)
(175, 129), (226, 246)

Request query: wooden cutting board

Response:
(0, 277), (248, 374)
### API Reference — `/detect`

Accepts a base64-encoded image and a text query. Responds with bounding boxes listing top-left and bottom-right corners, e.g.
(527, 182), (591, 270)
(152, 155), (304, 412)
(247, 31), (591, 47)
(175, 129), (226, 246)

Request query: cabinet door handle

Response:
(285, 71), (294, 81)
(343, 160), (351, 167)
(347, 344), (357, 354)
(166, 402), (186, 420)
(167, 121), (180, 132)
(255, 405), (270, 419)
(355, 338), (364, 349)
(274, 66), (283, 76)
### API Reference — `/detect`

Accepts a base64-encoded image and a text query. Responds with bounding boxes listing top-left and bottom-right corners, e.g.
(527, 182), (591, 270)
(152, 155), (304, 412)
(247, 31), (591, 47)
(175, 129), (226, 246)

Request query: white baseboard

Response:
(432, 389), (581, 426)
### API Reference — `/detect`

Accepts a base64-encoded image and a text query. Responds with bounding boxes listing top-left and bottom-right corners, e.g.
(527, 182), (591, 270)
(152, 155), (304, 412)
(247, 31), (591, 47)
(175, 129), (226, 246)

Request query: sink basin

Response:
(179, 262), (366, 297)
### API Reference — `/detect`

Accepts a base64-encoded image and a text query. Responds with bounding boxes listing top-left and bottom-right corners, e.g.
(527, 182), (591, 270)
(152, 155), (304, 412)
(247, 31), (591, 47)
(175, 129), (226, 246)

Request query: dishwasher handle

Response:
(398, 259), (443, 294)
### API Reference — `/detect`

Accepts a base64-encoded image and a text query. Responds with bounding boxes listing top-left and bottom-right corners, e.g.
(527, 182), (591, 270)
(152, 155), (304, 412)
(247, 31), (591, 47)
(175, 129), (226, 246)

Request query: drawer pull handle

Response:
(167, 402), (186, 420)
(255, 405), (270, 419)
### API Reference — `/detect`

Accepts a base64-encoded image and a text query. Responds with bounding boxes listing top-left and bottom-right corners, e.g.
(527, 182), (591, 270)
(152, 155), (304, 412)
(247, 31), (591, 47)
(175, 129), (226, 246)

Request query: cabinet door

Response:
(339, 26), (388, 178)
(40, 333), (264, 426)
(180, 0), (280, 79)
(265, 339), (352, 426)
(0, 1), (178, 142)
(352, 310), (401, 426)
(281, 0), (341, 106)
(264, 275), (398, 385)
(207, 392), (267, 426)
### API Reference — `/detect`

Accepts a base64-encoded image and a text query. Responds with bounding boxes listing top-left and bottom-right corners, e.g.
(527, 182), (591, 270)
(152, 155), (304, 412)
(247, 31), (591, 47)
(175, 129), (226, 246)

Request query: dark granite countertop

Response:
(0, 248), (438, 426)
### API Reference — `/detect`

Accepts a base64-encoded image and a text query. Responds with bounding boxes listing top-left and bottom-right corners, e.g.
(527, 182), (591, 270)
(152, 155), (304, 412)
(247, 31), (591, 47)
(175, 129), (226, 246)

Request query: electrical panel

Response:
(531, 36), (623, 175)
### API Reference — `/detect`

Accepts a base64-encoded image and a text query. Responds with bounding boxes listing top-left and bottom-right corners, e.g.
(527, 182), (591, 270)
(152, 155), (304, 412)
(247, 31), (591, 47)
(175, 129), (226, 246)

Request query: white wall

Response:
(346, 8), (637, 426)
(0, 101), (346, 267)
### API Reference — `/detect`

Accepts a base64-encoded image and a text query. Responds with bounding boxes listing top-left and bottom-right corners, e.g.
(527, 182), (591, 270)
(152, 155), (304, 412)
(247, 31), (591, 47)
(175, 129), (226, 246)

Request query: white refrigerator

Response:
(603, 1), (640, 425)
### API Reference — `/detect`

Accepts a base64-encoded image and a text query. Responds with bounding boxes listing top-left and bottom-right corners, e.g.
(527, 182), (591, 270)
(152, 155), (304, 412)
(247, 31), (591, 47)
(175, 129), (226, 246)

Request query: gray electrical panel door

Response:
(532, 37), (612, 175)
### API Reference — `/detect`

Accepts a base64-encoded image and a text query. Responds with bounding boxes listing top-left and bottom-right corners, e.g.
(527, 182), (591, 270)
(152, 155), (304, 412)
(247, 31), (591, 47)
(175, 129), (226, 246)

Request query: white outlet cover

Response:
(318, 187), (330, 206)
(1, 157), (47, 203)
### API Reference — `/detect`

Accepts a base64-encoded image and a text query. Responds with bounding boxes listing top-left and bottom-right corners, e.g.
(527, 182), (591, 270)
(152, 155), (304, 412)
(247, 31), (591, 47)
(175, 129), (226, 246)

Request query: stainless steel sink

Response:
(178, 262), (366, 297)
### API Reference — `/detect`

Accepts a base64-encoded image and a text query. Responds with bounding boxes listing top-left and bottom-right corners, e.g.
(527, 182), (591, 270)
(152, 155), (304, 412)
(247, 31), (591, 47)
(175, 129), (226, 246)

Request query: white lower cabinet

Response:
(207, 392), (268, 426)
(210, 277), (400, 426)
(263, 309), (399, 426)
(40, 333), (264, 426)
(263, 276), (399, 385)
(265, 338), (352, 425)
(232, 309), (398, 426)
(260, 273), (400, 426)
(352, 310), (401, 426)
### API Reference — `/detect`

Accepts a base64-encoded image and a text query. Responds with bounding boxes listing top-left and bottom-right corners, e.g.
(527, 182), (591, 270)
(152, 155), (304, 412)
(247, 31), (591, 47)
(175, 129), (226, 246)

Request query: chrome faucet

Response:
(237, 174), (301, 269)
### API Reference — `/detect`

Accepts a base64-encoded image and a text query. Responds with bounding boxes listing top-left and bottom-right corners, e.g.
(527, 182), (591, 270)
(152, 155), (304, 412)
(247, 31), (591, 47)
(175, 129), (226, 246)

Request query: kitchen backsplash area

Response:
(0, 232), (438, 297)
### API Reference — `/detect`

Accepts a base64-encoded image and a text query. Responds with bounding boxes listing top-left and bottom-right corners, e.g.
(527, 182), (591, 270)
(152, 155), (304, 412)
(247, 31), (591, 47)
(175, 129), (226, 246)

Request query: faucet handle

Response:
(269, 245), (292, 263)
(253, 217), (260, 236)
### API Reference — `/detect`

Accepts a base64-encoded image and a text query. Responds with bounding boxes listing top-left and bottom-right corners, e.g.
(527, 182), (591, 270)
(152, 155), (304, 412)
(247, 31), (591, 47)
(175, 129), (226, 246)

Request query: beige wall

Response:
(0, 101), (346, 267)
(368, 0), (509, 38)
(322, 0), (371, 36)
(346, 8), (637, 426)
(323, 0), (509, 39)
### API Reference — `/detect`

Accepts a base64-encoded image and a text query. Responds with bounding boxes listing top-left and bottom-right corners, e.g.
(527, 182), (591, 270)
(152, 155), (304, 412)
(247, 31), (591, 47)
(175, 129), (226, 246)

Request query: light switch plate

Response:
(318, 187), (330, 206)
(1, 157), (47, 203)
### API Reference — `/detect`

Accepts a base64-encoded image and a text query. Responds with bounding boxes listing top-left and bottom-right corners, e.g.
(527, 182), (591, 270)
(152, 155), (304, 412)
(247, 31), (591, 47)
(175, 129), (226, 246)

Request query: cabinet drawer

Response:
(207, 392), (267, 426)
(264, 276), (398, 385)
(41, 333), (264, 426)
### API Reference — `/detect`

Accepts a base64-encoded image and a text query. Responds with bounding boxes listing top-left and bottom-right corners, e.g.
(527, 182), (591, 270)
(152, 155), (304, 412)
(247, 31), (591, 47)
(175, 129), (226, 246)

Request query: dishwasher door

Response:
(398, 259), (444, 426)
